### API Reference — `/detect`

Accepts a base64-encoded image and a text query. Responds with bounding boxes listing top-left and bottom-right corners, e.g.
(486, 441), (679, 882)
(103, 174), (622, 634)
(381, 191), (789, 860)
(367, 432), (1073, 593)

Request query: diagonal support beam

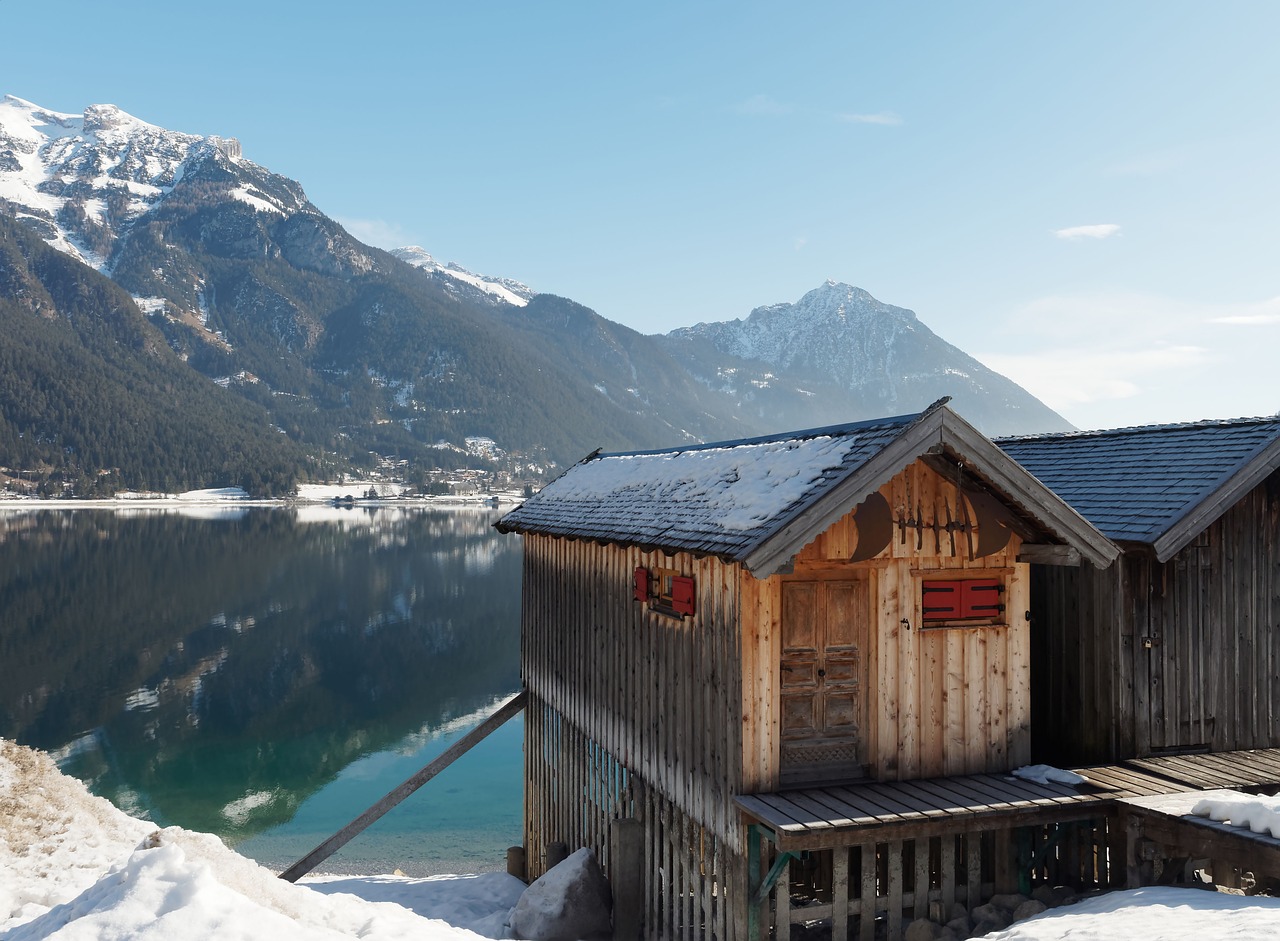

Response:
(278, 691), (526, 882)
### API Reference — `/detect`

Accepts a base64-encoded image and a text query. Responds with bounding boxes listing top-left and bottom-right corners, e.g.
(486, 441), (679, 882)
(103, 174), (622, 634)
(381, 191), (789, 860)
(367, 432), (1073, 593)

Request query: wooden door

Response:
(779, 578), (868, 786)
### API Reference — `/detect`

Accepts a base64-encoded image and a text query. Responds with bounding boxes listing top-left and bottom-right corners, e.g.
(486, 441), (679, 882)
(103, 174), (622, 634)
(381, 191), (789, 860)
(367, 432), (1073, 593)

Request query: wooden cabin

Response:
(1000, 416), (1280, 765)
(496, 401), (1118, 940)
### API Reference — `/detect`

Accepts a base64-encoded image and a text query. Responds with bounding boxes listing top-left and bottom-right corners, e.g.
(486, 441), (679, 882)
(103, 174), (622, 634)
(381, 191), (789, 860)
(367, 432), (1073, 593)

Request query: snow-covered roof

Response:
(1000, 415), (1280, 561)
(498, 403), (1117, 576)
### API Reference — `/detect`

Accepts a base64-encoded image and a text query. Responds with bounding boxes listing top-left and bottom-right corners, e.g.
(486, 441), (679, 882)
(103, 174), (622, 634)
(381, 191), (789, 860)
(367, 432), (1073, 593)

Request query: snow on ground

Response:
(982, 886), (1280, 940)
(294, 482), (412, 502)
(0, 740), (518, 939)
(5, 737), (1280, 939)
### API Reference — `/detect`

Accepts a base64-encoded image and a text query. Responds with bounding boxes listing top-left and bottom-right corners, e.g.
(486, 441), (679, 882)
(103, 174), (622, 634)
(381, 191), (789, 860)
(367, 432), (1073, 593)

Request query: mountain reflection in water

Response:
(0, 506), (523, 875)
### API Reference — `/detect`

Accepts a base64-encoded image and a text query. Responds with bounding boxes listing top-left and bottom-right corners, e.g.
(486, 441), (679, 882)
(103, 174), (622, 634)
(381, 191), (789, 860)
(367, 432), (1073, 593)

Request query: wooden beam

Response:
(1016, 544), (1081, 566)
(278, 691), (527, 882)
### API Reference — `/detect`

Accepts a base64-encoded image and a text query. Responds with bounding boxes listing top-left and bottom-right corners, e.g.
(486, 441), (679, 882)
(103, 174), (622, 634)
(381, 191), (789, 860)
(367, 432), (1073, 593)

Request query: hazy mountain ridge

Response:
(660, 281), (1070, 435)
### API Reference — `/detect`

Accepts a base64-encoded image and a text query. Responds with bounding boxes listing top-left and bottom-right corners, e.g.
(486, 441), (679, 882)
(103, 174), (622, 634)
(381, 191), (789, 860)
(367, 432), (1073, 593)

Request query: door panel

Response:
(779, 577), (868, 785)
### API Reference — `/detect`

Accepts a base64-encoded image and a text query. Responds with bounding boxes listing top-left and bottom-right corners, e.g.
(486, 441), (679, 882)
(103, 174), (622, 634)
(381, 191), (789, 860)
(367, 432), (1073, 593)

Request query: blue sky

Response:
(4, 1), (1278, 430)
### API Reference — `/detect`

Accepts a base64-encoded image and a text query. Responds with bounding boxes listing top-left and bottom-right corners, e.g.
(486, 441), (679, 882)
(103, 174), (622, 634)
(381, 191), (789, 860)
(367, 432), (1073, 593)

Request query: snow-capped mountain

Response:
(0, 95), (756, 489)
(0, 95), (306, 270)
(391, 246), (534, 308)
(0, 94), (1070, 496)
(660, 280), (1071, 436)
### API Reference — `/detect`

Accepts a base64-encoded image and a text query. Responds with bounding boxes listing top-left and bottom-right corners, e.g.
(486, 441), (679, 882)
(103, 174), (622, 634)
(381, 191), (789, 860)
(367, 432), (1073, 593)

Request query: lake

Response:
(0, 505), (524, 876)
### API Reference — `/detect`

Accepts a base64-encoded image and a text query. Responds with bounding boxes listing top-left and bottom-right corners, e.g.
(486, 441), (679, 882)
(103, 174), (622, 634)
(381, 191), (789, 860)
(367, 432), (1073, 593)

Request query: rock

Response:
(1030, 885), (1058, 906)
(1013, 899), (1048, 921)
(988, 893), (1029, 913)
(1050, 885), (1079, 906)
(970, 904), (1010, 933)
(946, 914), (972, 937)
(905, 918), (942, 941)
(974, 917), (1009, 937)
(510, 847), (613, 941)
(970, 903), (1007, 924)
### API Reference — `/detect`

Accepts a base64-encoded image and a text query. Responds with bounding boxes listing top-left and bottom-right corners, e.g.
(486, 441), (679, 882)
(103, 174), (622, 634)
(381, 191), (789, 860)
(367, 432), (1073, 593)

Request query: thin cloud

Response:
(1209, 296), (1280, 325)
(976, 346), (1208, 410)
(734, 94), (792, 116)
(976, 290), (1280, 429)
(837, 112), (902, 126)
(1053, 224), (1121, 241)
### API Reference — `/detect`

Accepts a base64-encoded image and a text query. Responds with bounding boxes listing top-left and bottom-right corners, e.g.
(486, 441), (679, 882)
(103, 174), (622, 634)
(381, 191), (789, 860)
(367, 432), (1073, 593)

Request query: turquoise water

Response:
(237, 711), (524, 876)
(0, 506), (524, 875)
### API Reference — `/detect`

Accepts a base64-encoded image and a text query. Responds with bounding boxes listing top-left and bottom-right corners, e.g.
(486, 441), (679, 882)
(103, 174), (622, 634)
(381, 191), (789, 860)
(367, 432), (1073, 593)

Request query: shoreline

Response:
(0, 492), (526, 511)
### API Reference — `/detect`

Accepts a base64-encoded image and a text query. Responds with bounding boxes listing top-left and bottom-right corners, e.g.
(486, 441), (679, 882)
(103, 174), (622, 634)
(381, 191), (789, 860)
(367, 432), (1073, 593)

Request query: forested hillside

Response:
(0, 214), (311, 495)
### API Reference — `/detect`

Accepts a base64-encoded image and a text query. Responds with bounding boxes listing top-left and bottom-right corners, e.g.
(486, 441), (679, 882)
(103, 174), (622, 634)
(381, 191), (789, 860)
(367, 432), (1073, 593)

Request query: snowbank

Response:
(981, 885), (1280, 940)
(0, 740), (517, 939)
(1192, 792), (1280, 838)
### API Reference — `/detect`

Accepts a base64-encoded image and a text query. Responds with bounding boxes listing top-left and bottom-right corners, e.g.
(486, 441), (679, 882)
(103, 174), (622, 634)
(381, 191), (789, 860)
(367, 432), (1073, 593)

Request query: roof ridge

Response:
(998, 412), (1280, 444)
(594, 410), (924, 459)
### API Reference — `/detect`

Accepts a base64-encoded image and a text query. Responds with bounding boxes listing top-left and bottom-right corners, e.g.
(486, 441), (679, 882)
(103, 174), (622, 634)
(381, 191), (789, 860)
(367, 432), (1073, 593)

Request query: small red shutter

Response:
(961, 579), (1003, 618)
(922, 580), (962, 620)
(633, 567), (650, 603)
(671, 576), (696, 616)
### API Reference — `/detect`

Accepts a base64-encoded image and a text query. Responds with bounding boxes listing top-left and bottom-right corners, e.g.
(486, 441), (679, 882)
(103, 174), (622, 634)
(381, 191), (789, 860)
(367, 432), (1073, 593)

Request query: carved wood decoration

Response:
(849, 491), (893, 563)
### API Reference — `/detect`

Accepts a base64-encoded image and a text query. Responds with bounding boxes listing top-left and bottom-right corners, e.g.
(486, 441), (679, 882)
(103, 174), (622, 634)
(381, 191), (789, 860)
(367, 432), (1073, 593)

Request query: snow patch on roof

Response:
(551, 435), (851, 532)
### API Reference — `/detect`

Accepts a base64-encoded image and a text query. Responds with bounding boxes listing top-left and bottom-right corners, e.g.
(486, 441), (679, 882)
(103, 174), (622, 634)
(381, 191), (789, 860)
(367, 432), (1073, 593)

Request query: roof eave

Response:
(740, 412), (944, 577)
(742, 406), (1119, 578)
(1149, 435), (1280, 562)
(935, 410), (1119, 569)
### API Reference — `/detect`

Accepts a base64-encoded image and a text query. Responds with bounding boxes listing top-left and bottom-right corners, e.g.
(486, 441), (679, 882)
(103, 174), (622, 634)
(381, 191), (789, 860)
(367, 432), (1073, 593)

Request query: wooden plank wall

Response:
(1032, 469), (1280, 763)
(750, 461), (1033, 785)
(521, 534), (748, 864)
(522, 532), (752, 937)
(1143, 471), (1280, 754)
(525, 697), (745, 940)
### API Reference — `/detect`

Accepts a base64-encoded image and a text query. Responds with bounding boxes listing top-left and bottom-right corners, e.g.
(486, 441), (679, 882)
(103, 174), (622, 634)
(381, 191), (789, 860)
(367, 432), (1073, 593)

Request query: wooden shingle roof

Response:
(498, 402), (1117, 576)
(999, 415), (1280, 561)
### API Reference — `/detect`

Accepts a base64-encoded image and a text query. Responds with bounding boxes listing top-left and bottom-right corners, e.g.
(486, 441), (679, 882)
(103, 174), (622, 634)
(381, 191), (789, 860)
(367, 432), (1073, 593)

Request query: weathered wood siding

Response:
(743, 461), (1032, 787)
(1032, 469), (1280, 763)
(521, 535), (746, 863)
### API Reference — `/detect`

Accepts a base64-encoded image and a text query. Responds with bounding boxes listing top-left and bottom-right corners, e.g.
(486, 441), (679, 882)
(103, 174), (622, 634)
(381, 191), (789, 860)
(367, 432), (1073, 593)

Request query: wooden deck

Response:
(1118, 786), (1280, 887)
(736, 748), (1280, 851)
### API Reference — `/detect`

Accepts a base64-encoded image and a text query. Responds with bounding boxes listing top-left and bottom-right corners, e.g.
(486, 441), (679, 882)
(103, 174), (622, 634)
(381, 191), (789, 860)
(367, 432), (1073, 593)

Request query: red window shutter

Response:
(960, 579), (1003, 618)
(922, 580), (961, 620)
(633, 567), (650, 603)
(671, 576), (696, 617)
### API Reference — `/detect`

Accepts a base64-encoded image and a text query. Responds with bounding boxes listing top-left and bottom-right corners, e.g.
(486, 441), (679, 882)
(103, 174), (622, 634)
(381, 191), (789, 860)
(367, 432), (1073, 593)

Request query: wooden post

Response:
(278, 692), (526, 882)
(610, 818), (644, 941)
(547, 840), (569, 870)
(507, 846), (527, 881)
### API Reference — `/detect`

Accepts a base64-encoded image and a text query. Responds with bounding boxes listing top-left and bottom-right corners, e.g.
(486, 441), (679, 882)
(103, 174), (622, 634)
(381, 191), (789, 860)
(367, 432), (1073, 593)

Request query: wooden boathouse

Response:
(999, 416), (1280, 764)
(496, 400), (1136, 939)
